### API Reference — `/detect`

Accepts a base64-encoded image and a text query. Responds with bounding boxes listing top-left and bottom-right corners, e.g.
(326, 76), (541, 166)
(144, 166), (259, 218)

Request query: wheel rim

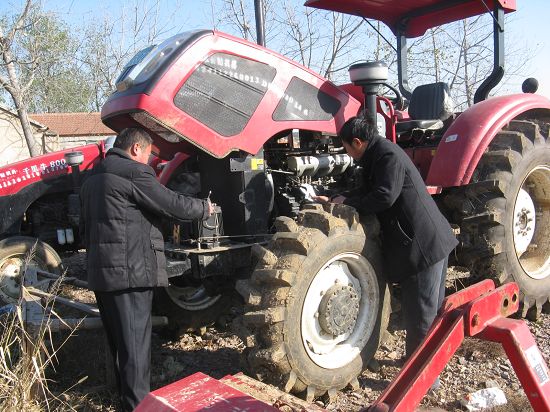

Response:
(165, 284), (222, 311)
(0, 255), (44, 302)
(514, 165), (550, 280)
(301, 253), (379, 369)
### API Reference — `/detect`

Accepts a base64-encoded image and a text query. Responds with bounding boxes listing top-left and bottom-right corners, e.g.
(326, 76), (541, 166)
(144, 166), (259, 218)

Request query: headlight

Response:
(116, 31), (200, 92)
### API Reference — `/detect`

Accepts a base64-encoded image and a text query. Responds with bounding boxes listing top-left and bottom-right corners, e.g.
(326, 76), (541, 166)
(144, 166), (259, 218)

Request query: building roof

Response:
(0, 104), (46, 129)
(30, 112), (115, 137)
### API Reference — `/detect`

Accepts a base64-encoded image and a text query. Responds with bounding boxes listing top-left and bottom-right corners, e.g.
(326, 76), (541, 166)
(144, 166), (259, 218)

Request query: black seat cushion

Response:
(395, 119), (443, 134)
(408, 82), (454, 121)
(396, 82), (454, 135)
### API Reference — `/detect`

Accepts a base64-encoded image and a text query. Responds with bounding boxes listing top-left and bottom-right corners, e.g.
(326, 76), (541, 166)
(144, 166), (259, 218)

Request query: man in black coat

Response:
(315, 116), (457, 360)
(80, 128), (213, 411)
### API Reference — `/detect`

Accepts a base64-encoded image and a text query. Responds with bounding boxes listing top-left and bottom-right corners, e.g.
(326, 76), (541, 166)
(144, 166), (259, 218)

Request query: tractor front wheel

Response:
(236, 204), (390, 400)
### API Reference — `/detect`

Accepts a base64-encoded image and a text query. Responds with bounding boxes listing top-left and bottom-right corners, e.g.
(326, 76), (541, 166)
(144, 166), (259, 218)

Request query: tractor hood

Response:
(101, 30), (360, 160)
(305, 0), (516, 37)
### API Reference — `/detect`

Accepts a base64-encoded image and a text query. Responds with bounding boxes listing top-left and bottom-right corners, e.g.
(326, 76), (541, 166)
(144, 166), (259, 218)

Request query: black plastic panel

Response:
(174, 53), (276, 136)
(273, 77), (341, 121)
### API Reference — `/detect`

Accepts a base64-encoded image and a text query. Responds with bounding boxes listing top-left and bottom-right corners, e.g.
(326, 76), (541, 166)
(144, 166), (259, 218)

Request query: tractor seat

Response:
(396, 82), (454, 135)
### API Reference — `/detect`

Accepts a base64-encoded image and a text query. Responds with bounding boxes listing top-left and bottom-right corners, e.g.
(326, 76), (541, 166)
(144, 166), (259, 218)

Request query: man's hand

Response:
(207, 200), (215, 216)
(311, 195), (330, 204)
(331, 195), (346, 204)
(311, 195), (347, 204)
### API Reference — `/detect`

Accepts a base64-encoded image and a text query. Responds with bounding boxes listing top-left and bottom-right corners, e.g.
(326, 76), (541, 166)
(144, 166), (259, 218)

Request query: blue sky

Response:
(506, 0), (550, 96)
(2, 0), (549, 97)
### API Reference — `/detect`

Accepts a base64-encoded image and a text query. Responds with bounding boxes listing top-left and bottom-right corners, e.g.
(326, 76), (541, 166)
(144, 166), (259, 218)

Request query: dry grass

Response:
(0, 244), (86, 411)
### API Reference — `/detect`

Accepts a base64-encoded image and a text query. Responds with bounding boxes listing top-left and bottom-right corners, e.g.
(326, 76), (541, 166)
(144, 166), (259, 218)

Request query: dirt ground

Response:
(46, 252), (549, 411)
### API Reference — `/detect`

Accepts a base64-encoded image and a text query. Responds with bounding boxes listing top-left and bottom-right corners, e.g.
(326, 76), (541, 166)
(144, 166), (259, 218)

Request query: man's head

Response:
(339, 116), (378, 161)
(114, 128), (153, 164)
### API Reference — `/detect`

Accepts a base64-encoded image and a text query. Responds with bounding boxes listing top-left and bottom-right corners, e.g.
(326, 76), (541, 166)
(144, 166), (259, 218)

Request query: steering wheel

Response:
(380, 83), (405, 111)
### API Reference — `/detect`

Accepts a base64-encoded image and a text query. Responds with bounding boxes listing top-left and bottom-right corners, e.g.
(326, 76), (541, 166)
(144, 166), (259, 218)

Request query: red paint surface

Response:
(158, 152), (191, 185)
(427, 93), (550, 187)
(305, 0), (516, 37)
(102, 31), (361, 160)
(0, 143), (102, 196)
(134, 372), (279, 412)
(403, 146), (436, 181)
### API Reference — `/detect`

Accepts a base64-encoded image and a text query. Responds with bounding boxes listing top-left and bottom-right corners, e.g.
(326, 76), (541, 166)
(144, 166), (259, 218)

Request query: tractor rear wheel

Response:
(236, 203), (390, 400)
(153, 280), (235, 332)
(449, 119), (550, 318)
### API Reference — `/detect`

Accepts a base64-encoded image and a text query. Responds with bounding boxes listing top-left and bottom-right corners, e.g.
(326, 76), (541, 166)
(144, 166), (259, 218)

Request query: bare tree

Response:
(278, 2), (317, 68)
(78, 0), (184, 111)
(210, 0), (382, 84)
(223, 0), (254, 41)
(270, 3), (366, 83)
(403, 13), (533, 110)
(211, 0), (276, 45)
(442, 16), (493, 107)
(319, 12), (363, 80)
(430, 28), (442, 83)
(0, 0), (41, 157)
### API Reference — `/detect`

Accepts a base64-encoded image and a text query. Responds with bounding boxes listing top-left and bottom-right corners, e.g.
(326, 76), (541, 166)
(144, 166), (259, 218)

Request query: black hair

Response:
(339, 116), (378, 145)
(113, 128), (153, 151)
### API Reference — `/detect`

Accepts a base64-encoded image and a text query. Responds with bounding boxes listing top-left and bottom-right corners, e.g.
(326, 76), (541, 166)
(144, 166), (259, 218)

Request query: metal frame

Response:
(473, 2), (505, 103)
(371, 279), (550, 411)
(21, 267), (168, 334)
(395, 1), (506, 103)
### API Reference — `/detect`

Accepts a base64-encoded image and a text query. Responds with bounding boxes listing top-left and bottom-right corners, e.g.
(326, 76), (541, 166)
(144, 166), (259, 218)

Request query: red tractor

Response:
(0, 0), (548, 400)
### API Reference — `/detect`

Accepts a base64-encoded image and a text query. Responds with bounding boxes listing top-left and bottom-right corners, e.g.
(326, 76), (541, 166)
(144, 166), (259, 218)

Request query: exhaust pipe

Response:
(254, 0), (265, 46)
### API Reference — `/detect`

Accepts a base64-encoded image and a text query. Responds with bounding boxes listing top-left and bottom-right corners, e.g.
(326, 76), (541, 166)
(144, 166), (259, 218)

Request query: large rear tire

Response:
(0, 236), (63, 304)
(447, 119), (550, 317)
(236, 203), (390, 400)
(153, 281), (235, 332)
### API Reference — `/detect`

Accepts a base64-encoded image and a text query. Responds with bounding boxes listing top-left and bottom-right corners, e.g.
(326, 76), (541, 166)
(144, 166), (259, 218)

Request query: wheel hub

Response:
(318, 284), (360, 336)
(513, 166), (550, 280)
(301, 253), (379, 369)
(165, 284), (222, 311)
(0, 258), (24, 301)
(513, 188), (536, 256)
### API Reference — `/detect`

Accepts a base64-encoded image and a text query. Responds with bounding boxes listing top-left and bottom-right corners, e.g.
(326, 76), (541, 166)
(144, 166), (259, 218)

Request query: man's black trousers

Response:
(400, 257), (448, 358)
(95, 288), (153, 412)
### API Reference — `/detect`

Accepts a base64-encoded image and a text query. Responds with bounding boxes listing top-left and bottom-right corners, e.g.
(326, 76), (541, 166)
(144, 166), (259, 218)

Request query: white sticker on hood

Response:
(445, 134), (458, 143)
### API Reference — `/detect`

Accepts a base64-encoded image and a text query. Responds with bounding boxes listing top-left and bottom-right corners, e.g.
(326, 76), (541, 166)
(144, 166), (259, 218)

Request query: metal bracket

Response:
(370, 280), (550, 411)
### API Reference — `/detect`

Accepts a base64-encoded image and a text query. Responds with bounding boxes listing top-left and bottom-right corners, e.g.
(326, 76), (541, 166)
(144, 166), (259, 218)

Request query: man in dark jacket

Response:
(80, 128), (213, 411)
(314, 116), (457, 359)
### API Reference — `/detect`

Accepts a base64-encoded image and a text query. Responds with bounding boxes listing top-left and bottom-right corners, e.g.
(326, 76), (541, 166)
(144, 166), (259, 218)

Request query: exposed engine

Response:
(264, 129), (357, 218)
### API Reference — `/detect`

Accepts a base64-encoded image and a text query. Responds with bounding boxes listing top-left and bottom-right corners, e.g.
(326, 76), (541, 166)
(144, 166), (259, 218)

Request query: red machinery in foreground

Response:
(135, 279), (550, 411)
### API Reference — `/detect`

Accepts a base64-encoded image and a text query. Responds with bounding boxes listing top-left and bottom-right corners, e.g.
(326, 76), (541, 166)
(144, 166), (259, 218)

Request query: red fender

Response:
(158, 152), (192, 186)
(426, 93), (550, 187)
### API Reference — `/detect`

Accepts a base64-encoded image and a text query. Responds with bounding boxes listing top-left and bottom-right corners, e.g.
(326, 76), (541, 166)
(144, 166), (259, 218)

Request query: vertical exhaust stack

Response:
(254, 0), (265, 46)
(64, 151), (84, 230)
